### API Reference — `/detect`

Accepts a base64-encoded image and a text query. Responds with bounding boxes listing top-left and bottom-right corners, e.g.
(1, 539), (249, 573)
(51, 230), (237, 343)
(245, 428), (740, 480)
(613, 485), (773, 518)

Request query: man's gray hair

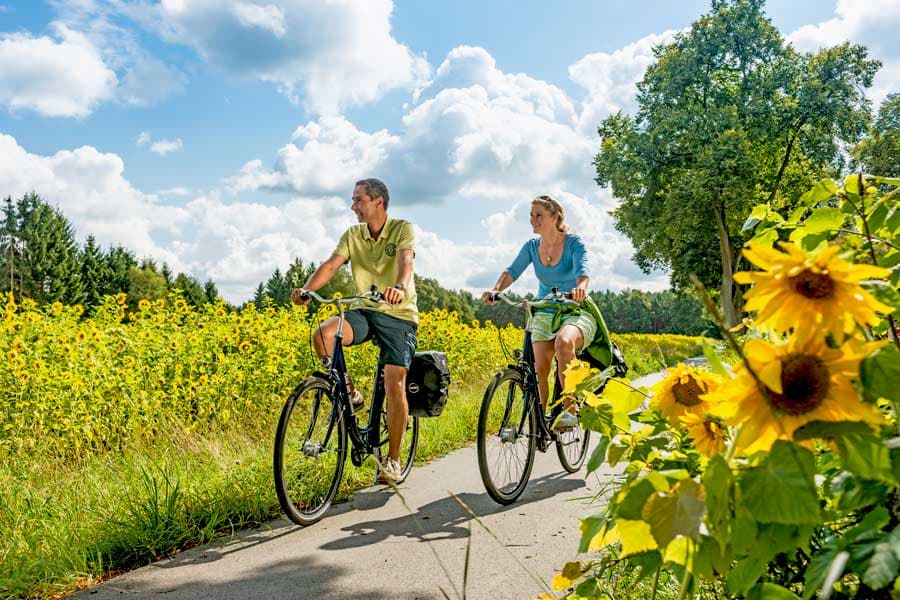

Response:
(355, 178), (390, 209)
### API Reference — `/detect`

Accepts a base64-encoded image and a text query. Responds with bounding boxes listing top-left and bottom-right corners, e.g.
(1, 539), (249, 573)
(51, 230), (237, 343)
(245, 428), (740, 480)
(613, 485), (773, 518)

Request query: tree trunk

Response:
(766, 124), (802, 204)
(713, 198), (738, 328)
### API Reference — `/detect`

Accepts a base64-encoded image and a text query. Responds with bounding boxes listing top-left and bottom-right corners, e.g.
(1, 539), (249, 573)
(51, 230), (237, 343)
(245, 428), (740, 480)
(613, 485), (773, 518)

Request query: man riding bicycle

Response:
(291, 178), (418, 483)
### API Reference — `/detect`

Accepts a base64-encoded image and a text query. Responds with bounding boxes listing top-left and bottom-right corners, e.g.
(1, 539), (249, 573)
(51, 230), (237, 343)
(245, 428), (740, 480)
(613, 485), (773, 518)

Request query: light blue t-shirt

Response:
(504, 233), (590, 300)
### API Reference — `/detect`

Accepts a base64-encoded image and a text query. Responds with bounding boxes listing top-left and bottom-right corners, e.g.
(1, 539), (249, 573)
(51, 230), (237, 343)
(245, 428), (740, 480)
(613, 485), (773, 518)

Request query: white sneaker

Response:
(554, 411), (579, 431)
(349, 388), (365, 413)
(377, 457), (403, 483)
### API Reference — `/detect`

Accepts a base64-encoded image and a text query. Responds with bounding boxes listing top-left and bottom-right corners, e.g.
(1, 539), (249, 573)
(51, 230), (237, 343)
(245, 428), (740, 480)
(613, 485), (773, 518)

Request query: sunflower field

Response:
(0, 286), (704, 598)
(554, 175), (900, 599)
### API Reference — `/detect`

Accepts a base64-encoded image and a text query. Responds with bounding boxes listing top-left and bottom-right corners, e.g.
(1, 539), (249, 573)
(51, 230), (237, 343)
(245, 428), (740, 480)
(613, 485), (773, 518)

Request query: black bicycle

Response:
(274, 288), (419, 526)
(477, 290), (591, 505)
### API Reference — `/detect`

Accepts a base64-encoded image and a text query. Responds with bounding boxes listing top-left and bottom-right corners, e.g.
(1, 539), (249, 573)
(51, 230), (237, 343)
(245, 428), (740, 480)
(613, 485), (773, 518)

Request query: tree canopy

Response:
(594, 0), (880, 325)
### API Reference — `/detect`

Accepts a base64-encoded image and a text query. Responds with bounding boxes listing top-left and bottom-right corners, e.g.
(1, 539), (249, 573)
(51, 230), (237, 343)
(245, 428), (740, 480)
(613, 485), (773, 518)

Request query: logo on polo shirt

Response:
(385, 243), (397, 257)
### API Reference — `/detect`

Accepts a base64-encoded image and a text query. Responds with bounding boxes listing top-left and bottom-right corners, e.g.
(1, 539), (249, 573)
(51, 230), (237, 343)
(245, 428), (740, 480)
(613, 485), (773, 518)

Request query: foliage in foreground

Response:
(552, 176), (900, 599)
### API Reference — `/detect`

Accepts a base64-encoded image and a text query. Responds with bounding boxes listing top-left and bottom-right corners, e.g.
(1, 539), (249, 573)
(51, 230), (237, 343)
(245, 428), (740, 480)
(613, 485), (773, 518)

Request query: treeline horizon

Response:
(1, 191), (713, 335)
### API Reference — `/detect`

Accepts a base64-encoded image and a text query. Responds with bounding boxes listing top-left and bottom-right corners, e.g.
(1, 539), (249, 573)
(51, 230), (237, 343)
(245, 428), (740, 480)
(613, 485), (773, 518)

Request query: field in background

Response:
(0, 296), (705, 599)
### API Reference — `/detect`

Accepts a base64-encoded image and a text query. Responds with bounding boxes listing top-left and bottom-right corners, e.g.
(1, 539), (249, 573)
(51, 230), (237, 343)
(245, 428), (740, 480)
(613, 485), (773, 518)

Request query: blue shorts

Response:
(344, 309), (418, 369)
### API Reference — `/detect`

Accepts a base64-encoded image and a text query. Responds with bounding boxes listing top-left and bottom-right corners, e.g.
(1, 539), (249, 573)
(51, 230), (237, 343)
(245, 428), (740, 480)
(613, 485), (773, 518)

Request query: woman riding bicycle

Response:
(481, 195), (595, 430)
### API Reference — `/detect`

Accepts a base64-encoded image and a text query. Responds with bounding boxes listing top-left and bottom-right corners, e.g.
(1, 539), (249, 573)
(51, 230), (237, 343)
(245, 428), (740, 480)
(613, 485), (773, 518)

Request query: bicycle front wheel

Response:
(274, 376), (347, 526)
(373, 403), (419, 484)
(556, 419), (591, 473)
(477, 369), (536, 505)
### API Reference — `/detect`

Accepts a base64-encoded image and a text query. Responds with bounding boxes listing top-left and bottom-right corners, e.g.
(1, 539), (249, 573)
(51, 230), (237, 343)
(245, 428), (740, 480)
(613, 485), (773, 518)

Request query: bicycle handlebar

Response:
(491, 287), (579, 309)
(298, 285), (386, 306)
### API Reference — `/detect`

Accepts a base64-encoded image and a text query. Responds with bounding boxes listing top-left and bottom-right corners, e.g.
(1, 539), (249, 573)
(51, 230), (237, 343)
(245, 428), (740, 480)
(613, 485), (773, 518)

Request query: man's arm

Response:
(383, 248), (414, 305)
(291, 253), (347, 304)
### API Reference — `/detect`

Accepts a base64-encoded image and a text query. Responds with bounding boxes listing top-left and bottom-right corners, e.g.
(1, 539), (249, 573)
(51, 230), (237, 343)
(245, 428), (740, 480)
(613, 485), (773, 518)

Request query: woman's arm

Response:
(482, 241), (532, 303)
(571, 236), (590, 302)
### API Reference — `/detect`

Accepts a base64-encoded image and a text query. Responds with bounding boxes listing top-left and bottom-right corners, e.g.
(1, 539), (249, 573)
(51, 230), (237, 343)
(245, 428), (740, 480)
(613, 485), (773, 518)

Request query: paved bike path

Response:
(77, 370), (669, 600)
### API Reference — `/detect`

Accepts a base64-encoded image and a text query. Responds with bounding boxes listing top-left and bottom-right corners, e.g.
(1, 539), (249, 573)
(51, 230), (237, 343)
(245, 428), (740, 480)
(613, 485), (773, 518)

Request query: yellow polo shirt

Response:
(334, 218), (419, 324)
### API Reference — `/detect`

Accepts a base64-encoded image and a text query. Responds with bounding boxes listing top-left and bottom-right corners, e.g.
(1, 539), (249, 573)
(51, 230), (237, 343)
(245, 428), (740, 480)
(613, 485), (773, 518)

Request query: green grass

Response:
(0, 339), (703, 600)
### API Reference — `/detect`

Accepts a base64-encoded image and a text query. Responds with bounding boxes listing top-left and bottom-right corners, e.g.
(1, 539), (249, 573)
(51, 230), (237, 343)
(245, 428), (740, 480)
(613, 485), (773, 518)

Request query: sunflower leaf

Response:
(800, 179), (837, 206)
(616, 519), (658, 557)
(865, 199), (891, 233)
(746, 583), (801, 600)
(860, 345), (900, 404)
(579, 403), (613, 435)
(835, 433), (895, 483)
(586, 435), (609, 475)
(751, 227), (780, 247)
(738, 441), (820, 524)
(849, 527), (900, 590)
(727, 557), (767, 596)
(703, 455), (733, 546)
(805, 207), (845, 234)
(642, 479), (706, 549)
(617, 478), (658, 520)
(578, 515), (608, 553)
(792, 420), (875, 441)
(802, 549), (849, 600)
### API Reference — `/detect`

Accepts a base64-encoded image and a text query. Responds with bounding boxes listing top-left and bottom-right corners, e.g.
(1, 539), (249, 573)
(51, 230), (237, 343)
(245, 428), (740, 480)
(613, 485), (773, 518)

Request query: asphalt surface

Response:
(76, 370), (668, 600)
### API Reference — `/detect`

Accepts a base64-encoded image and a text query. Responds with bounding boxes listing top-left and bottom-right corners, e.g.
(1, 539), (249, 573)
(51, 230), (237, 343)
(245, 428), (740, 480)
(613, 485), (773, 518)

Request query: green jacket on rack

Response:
(548, 296), (614, 369)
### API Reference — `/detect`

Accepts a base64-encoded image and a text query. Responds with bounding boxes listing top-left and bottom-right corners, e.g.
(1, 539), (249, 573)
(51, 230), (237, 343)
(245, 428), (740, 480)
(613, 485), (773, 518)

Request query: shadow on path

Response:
(82, 553), (442, 600)
(321, 470), (585, 551)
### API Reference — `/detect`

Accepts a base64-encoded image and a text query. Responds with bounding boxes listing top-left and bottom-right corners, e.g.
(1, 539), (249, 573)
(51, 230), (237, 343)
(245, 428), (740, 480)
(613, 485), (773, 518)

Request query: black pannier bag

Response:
(406, 350), (451, 417)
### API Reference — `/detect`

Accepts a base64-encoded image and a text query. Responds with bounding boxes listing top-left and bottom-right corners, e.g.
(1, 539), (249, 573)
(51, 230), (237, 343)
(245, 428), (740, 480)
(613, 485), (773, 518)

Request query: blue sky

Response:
(1, 0), (897, 302)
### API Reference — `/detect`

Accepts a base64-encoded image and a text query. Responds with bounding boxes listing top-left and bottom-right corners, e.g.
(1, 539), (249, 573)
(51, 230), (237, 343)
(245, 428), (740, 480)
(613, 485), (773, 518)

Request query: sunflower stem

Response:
(849, 174), (900, 353)
(675, 542), (693, 600)
(689, 275), (774, 405)
(724, 423), (744, 465)
(651, 564), (662, 600)
(832, 229), (900, 252)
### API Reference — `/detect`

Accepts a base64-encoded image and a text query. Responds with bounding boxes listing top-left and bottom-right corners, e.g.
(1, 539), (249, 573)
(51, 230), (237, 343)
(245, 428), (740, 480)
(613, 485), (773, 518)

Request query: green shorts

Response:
(531, 311), (596, 349)
(345, 309), (418, 369)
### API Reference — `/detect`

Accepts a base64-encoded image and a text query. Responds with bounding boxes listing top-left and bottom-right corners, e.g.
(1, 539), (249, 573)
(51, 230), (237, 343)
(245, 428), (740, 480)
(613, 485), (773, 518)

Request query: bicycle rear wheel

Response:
(373, 403), (419, 484)
(274, 376), (347, 526)
(477, 369), (536, 505)
(556, 418), (591, 473)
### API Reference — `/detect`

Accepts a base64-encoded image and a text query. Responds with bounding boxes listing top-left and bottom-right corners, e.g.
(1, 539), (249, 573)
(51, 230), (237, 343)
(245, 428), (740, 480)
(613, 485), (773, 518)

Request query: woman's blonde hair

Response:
(531, 195), (568, 232)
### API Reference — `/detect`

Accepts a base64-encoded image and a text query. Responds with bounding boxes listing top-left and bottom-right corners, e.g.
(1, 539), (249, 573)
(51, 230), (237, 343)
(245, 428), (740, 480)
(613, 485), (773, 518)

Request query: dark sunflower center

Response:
(767, 353), (830, 415)
(789, 269), (835, 299)
(672, 377), (704, 407)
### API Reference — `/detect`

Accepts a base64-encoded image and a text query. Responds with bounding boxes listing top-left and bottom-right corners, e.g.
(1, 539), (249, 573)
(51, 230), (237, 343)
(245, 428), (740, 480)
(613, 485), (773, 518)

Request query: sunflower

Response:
(138, 299), (151, 312)
(681, 413), (728, 457)
(651, 363), (721, 424)
(707, 328), (885, 455)
(735, 242), (891, 340)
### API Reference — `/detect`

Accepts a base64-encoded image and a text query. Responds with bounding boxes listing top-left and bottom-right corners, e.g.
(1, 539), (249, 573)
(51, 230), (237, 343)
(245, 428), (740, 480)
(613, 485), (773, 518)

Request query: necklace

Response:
(541, 236), (563, 265)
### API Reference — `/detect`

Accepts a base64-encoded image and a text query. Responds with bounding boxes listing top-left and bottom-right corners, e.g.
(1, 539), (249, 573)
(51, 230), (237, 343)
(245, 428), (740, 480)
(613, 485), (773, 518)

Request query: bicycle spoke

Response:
(274, 378), (347, 526)
(477, 371), (537, 504)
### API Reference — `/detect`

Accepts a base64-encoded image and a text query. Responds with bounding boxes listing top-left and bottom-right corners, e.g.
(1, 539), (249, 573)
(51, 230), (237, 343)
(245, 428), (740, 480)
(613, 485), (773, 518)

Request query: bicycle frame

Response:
(498, 293), (569, 453)
(305, 290), (387, 464)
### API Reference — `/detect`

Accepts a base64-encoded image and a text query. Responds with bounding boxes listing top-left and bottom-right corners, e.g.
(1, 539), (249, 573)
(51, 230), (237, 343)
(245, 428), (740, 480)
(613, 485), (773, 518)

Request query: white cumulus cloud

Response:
(144, 0), (430, 114)
(788, 0), (900, 105)
(570, 29), (682, 133)
(150, 138), (183, 156)
(136, 131), (184, 155)
(0, 22), (117, 117)
(0, 132), (185, 263)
